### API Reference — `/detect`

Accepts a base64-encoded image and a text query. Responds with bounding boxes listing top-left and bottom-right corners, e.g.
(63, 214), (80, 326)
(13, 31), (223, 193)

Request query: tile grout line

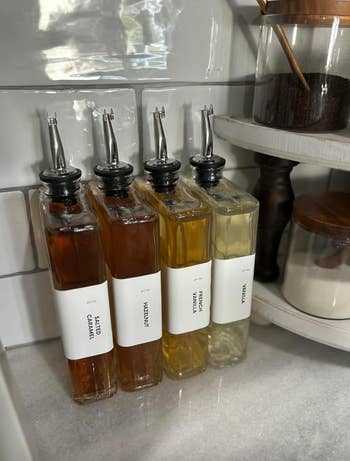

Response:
(0, 80), (255, 92)
(0, 268), (48, 281)
(5, 335), (60, 351)
(22, 189), (40, 270)
(0, 185), (40, 193)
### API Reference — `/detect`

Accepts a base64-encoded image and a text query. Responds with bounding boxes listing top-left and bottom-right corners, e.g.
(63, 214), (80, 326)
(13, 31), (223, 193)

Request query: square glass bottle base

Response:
(73, 385), (117, 405)
(68, 350), (117, 404)
(121, 380), (162, 392)
(162, 329), (208, 380)
(208, 318), (250, 368)
(117, 340), (163, 392)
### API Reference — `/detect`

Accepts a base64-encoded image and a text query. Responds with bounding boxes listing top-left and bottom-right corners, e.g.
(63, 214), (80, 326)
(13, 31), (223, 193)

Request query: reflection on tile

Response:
(0, 89), (138, 188)
(29, 189), (48, 270)
(0, 272), (59, 347)
(0, 192), (35, 276)
(142, 85), (255, 172)
(0, 0), (234, 85)
(228, 0), (260, 80)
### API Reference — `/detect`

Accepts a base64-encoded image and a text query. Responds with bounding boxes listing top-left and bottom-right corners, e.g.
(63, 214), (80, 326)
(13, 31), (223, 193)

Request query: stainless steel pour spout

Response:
(103, 108), (119, 166)
(153, 107), (167, 161)
(201, 104), (214, 159)
(47, 113), (67, 172)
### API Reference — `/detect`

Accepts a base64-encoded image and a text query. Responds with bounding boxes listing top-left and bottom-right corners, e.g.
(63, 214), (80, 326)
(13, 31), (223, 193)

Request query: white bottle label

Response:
(212, 254), (255, 324)
(112, 271), (162, 348)
(53, 281), (114, 360)
(165, 261), (212, 335)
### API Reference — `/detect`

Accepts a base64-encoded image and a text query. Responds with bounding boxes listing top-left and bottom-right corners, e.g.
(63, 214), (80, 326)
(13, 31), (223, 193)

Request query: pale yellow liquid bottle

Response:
(136, 107), (212, 379)
(186, 105), (259, 367)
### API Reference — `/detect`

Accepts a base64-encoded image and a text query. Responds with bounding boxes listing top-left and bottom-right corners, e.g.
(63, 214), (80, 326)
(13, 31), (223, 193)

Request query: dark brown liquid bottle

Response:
(39, 115), (116, 404)
(88, 109), (162, 391)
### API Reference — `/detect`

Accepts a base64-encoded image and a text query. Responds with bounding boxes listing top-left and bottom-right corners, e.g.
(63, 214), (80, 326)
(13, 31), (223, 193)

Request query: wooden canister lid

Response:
(293, 192), (350, 242)
(264, 0), (350, 25)
(266, 0), (350, 16)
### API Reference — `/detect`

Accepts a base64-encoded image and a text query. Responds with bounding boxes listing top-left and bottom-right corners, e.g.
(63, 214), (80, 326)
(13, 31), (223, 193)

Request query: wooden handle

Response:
(273, 25), (310, 91)
(256, 0), (310, 91)
(256, 0), (267, 13)
(253, 154), (299, 283)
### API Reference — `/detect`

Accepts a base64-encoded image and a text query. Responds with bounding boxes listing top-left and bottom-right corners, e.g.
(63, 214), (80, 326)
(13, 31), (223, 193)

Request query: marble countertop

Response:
(4, 325), (350, 461)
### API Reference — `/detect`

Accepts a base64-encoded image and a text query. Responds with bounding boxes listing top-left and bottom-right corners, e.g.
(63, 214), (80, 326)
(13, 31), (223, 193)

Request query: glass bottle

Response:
(88, 109), (162, 391)
(136, 107), (212, 380)
(39, 114), (116, 403)
(186, 105), (259, 367)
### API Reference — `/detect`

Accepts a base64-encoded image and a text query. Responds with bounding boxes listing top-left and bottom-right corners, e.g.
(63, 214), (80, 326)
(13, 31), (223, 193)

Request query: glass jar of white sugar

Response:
(282, 192), (350, 319)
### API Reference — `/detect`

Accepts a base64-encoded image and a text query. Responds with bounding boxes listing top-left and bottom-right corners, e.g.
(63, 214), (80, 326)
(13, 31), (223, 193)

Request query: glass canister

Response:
(254, 0), (350, 131)
(282, 192), (350, 319)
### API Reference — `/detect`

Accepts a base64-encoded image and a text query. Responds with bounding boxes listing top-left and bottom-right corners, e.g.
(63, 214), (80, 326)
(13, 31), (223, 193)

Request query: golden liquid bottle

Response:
(88, 109), (162, 391)
(186, 105), (259, 367)
(39, 115), (116, 403)
(136, 107), (212, 380)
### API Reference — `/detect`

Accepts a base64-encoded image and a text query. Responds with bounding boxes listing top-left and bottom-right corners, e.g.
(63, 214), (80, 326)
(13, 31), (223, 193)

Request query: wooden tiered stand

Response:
(214, 115), (350, 351)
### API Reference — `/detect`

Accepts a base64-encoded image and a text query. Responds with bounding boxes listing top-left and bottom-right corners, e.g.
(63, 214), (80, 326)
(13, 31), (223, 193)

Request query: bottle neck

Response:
(147, 170), (179, 193)
(45, 189), (82, 214)
(195, 164), (223, 189)
(190, 154), (225, 189)
(195, 168), (222, 189)
(43, 179), (81, 202)
(97, 174), (133, 197)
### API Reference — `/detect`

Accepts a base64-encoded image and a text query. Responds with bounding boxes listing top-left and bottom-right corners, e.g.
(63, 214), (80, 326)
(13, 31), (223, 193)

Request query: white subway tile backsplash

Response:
(0, 89), (138, 188)
(228, 0), (260, 80)
(0, 192), (35, 276)
(0, 0), (234, 86)
(29, 189), (48, 270)
(142, 85), (255, 171)
(0, 272), (59, 348)
(0, 0), (339, 352)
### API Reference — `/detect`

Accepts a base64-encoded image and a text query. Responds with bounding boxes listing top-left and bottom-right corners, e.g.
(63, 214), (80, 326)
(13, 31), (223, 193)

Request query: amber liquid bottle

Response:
(39, 115), (116, 403)
(136, 107), (212, 380)
(88, 109), (162, 391)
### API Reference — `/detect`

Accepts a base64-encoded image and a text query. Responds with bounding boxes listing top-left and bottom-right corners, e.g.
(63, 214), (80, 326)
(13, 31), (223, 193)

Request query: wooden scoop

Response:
(256, 0), (310, 91)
